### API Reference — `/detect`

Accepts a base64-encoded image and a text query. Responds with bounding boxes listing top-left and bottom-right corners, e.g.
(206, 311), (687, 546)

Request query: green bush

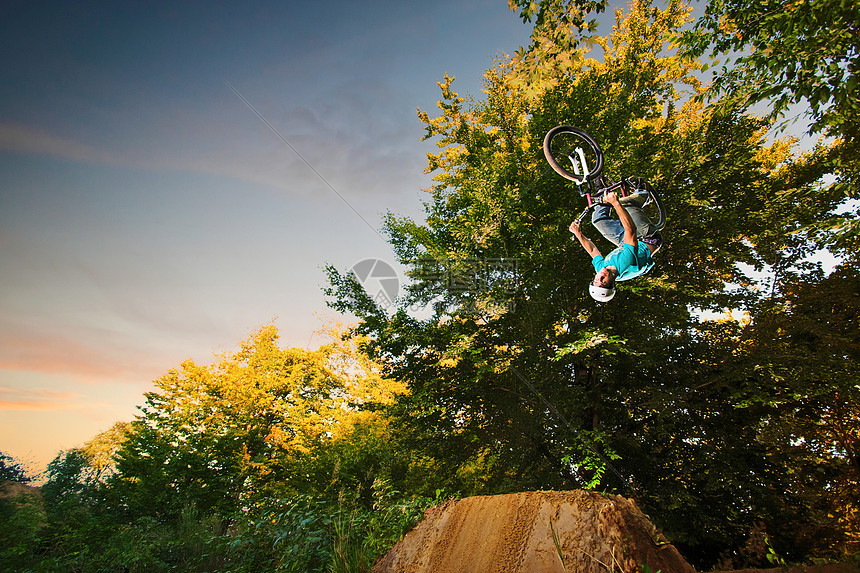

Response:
(0, 492), (45, 572)
(225, 483), (433, 573)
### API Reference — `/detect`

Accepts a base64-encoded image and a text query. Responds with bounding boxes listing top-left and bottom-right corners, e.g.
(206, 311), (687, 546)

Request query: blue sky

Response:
(0, 0), (541, 475)
(0, 0), (834, 479)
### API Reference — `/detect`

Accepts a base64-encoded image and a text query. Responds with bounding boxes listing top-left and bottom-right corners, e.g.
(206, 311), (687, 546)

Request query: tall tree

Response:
(678, 0), (859, 264)
(738, 266), (860, 561)
(327, 0), (850, 566)
(111, 325), (404, 527)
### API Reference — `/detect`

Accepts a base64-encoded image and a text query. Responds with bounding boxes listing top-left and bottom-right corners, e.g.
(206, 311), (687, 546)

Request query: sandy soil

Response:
(374, 490), (697, 573)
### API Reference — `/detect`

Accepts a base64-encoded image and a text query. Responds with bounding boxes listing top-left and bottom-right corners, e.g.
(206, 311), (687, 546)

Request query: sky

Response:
(0, 0), (548, 477)
(0, 0), (832, 479)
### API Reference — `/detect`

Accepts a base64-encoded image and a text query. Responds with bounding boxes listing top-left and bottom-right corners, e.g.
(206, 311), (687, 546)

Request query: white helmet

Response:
(589, 284), (616, 302)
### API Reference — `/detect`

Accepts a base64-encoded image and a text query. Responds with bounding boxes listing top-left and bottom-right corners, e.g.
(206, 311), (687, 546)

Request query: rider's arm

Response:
(569, 220), (602, 259)
(605, 192), (637, 247)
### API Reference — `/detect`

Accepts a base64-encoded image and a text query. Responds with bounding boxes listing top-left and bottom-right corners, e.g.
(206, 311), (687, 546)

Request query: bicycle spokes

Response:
(543, 126), (604, 184)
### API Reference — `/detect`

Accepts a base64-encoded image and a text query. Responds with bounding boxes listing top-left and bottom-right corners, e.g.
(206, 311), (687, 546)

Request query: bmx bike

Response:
(542, 126), (667, 231)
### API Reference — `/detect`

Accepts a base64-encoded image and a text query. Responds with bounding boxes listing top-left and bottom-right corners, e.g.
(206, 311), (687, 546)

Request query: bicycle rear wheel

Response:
(626, 177), (666, 231)
(543, 126), (604, 183)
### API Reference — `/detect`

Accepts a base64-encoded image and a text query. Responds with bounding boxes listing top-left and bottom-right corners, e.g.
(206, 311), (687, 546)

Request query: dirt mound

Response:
(374, 490), (696, 573)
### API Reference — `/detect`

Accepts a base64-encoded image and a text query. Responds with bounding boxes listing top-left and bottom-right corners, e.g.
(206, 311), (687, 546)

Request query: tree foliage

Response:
(0, 452), (42, 571)
(0, 451), (33, 484)
(679, 0), (859, 137)
(325, 0), (857, 567)
(507, 0), (608, 95)
(3, 325), (422, 571)
(111, 324), (407, 526)
(677, 0), (859, 267)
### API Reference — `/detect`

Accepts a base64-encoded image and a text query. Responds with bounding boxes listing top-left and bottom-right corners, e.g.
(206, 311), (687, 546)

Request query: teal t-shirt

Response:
(592, 241), (654, 281)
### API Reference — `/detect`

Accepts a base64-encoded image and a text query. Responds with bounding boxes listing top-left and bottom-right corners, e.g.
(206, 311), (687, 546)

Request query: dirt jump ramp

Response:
(374, 490), (696, 573)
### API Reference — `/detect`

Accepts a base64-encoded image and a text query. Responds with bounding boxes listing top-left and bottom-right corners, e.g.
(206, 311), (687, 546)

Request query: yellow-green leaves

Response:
(123, 324), (402, 507)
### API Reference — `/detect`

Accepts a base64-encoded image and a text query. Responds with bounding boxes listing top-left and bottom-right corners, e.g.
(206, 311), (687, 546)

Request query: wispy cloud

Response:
(0, 123), (115, 164)
(0, 120), (309, 194)
(0, 386), (84, 411)
(0, 329), (168, 385)
(0, 73), (429, 201)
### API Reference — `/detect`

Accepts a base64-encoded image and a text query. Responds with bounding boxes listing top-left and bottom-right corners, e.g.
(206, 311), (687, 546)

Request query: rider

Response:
(569, 180), (663, 302)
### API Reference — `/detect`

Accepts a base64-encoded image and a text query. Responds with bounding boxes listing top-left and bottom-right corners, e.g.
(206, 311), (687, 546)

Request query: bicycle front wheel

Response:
(543, 126), (604, 183)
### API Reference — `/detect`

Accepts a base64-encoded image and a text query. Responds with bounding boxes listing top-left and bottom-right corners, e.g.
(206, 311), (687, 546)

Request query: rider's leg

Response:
(625, 205), (657, 239)
(619, 180), (659, 242)
(591, 204), (625, 247)
(592, 201), (655, 245)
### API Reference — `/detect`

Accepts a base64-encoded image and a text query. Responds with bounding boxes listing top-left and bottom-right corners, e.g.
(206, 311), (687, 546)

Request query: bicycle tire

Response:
(626, 177), (666, 231)
(543, 126), (604, 183)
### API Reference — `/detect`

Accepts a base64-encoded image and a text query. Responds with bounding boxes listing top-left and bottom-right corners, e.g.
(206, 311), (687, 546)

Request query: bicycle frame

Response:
(545, 126), (666, 232)
(563, 138), (627, 218)
(573, 177), (632, 228)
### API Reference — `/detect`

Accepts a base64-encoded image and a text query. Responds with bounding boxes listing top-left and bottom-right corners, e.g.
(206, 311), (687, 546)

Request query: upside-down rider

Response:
(569, 182), (663, 302)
